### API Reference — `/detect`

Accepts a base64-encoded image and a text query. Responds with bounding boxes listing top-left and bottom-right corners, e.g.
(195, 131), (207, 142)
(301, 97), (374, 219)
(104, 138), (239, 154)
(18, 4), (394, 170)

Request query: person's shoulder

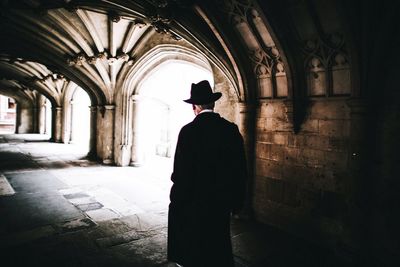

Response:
(218, 115), (239, 130)
(179, 120), (196, 134)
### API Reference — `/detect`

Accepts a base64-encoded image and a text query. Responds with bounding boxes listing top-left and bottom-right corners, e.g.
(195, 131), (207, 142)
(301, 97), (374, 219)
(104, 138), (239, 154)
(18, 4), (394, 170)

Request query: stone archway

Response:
(62, 83), (96, 156)
(114, 44), (240, 166)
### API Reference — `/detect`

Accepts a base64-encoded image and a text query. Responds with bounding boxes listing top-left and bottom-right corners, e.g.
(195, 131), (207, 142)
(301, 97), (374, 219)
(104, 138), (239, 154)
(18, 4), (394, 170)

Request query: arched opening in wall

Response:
(39, 97), (52, 136)
(70, 87), (90, 153)
(44, 98), (52, 136)
(135, 61), (213, 175)
(0, 95), (16, 134)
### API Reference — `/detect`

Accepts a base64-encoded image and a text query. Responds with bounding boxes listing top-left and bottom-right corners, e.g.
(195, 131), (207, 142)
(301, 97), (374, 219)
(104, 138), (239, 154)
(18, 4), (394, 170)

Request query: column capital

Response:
(104, 104), (115, 110)
(130, 94), (142, 102)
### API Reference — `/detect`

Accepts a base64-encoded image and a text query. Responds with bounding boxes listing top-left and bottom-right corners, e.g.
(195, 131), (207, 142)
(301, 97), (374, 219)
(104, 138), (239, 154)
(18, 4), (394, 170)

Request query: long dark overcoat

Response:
(167, 112), (247, 267)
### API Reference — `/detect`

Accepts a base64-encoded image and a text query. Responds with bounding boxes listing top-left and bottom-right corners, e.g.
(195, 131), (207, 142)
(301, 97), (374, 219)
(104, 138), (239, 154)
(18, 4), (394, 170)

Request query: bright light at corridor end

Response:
(137, 61), (213, 165)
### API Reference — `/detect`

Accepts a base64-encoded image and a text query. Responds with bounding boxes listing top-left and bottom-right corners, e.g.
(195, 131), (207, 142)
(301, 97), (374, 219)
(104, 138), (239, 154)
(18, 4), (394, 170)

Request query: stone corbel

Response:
(109, 11), (121, 23)
(133, 19), (147, 28)
(67, 53), (86, 66)
(147, 1), (181, 40)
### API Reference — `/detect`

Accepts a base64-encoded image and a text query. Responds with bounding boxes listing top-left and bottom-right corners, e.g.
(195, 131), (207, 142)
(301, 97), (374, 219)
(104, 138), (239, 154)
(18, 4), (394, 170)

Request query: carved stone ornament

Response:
(303, 33), (350, 96)
(67, 51), (131, 66)
(109, 11), (121, 23)
(146, 0), (182, 40)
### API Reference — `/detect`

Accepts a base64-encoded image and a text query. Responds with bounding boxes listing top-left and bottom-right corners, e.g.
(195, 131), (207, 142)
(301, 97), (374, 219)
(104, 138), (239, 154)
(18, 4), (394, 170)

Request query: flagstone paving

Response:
(0, 134), (347, 267)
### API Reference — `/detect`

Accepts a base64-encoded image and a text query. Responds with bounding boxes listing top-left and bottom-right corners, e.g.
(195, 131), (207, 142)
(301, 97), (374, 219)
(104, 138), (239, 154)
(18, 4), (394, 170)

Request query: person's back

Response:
(168, 80), (247, 267)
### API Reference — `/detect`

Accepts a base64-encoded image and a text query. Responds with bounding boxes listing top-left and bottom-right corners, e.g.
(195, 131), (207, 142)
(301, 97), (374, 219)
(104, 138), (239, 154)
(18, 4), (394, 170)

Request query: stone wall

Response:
(253, 98), (351, 245)
(16, 106), (33, 134)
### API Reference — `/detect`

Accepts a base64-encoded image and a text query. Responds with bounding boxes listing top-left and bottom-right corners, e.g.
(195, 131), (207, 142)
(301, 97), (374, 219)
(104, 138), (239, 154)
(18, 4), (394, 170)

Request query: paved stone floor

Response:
(0, 134), (348, 267)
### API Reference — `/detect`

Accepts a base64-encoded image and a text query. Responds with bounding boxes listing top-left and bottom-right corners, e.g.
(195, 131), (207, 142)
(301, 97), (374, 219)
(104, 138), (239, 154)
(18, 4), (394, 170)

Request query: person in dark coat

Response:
(167, 80), (247, 267)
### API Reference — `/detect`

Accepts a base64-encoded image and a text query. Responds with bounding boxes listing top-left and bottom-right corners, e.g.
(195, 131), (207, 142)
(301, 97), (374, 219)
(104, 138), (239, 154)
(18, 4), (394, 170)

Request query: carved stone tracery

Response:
(221, 0), (288, 98)
(303, 33), (350, 96)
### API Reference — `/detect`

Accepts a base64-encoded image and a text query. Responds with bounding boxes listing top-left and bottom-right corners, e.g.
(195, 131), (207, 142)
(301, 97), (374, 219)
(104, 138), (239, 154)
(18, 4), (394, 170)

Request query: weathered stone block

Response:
(256, 143), (285, 161)
(255, 158), (282, 179)
(255, 142), (270, 160)
(300, 148), (326, 167)
(300, 119), (319, 133)
(265, 118), (291, 131)
(305, 135), (330, 150)
(284, 147), (301, 165)
(308, 100), (350, 120)
(257, 131), (273, 143)
(287, 134), (307, 148)
(281, 164), (310, 184)
(259, 102), (287, 119)
(256, 117), (267, 130)
(272, 132), (288, 145)
(319, 119), (350, 137)
(270, 144), (285, 161)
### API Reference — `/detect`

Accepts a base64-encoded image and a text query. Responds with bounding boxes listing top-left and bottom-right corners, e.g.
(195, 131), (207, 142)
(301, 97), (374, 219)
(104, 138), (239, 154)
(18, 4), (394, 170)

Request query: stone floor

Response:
(0, 134), (347, 267)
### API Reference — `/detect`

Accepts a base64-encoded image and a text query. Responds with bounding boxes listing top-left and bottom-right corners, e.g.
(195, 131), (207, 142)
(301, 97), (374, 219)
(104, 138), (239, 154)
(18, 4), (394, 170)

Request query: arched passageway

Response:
(0, 1), (399, 266)
(133, 60), (213, 172)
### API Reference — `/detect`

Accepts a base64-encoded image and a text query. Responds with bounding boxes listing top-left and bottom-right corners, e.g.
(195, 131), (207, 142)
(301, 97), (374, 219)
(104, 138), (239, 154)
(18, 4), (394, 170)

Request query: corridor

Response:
(0, 134), (347, 267)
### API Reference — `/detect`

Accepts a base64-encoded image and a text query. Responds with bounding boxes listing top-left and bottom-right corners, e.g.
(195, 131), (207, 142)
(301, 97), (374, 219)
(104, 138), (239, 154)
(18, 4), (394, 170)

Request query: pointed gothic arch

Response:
(113, 44), (240, 166)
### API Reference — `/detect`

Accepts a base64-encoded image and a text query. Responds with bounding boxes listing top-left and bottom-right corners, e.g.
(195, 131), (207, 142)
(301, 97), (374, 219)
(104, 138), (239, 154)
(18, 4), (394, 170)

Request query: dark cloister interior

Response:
(0, 0), (399, 266)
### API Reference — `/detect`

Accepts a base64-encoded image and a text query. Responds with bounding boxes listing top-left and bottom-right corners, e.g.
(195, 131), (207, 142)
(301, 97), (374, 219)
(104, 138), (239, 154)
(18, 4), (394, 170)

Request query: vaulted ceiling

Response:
(0, 0), (379, 109)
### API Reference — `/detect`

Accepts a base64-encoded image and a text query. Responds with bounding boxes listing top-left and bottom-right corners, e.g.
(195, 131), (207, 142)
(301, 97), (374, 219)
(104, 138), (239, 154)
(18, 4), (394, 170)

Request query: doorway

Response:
(134, 60), (213, 177)
(70, 87), (91, 153)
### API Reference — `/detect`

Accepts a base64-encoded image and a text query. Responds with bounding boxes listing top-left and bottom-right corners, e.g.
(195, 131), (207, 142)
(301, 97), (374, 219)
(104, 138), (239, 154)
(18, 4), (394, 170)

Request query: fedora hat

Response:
(183, 80), (222, 104)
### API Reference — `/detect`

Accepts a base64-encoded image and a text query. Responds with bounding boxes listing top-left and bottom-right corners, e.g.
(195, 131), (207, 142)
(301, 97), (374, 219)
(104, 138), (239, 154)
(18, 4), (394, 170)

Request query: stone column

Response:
(102, 104), (115, 165)
(87, 106), (97, 158)
(15, 106), (33, 133)
(96, 106), (104, 159)
(114, 96), (133, 167)
(32, 106), (39, 133)
(38, 103), (46, 134)
(130, 97), (144, 166)
(236, 101), (256, 219)
(67, 100), (73, 144)
(52, 106), (63, 142)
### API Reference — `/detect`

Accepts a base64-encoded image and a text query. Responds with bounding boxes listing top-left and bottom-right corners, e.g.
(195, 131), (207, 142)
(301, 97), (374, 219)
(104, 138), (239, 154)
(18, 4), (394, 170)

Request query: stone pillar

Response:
(32, 106), (39, 133)
(15, 105), (33, 133)
(96, 106), (104, 159)
(102, 104), (115, 165)
(61, 100), (72, 144)
(38, 103), (46, 134)
(130, 97), (144, 166)
(67, 100), (73, 144)
(236, 101), (256, 219)
(114, 96), (133, 167)
(87, 106), (97, 158)
(52, 106), (63, 142)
